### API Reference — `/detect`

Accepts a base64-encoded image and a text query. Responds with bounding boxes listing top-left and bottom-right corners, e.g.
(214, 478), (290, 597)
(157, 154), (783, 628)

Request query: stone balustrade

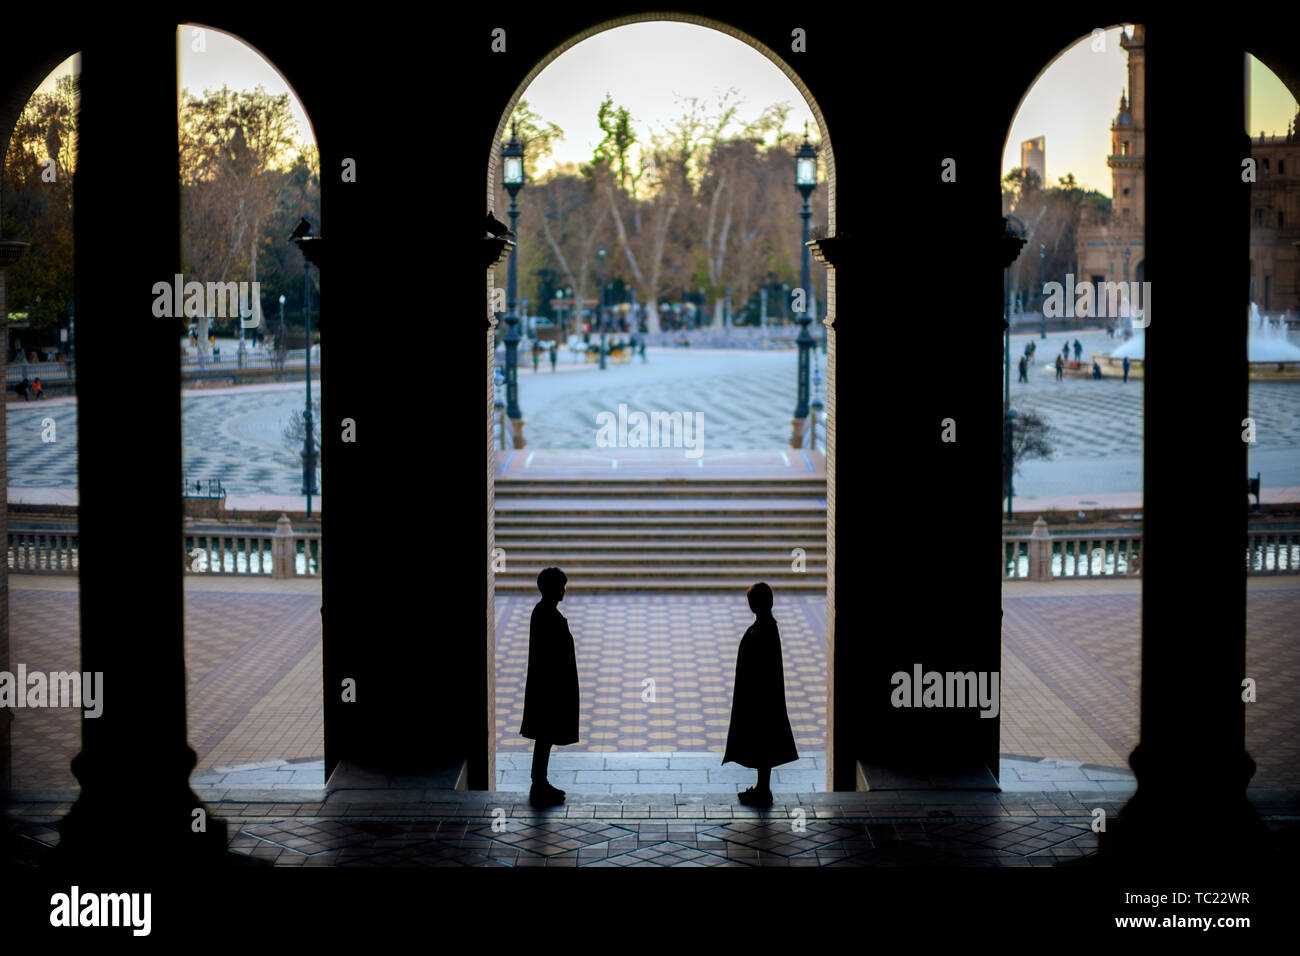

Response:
(7, 514), (320, 578)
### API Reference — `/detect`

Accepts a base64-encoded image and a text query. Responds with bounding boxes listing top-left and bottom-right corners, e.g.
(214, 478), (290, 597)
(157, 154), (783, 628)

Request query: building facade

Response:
(1078, 23), (1300, 317)
(1076, 26), (1146, 309)
(1249, 124), (1300, 315)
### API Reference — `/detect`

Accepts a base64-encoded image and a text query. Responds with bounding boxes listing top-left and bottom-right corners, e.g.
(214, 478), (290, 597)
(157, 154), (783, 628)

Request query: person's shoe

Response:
(737, 786), (773, 808)
(530, 784), (564, 808)
(542, 781), (566, 798)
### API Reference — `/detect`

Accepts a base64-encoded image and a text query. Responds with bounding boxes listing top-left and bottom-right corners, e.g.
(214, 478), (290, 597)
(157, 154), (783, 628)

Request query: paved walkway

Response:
(9, 785), (1298, 869)
(8, 576), (1298, 793)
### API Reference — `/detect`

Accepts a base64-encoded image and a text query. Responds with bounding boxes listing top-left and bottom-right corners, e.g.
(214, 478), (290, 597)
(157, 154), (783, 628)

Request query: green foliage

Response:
(593, 94), (637, 192)
(2, 75), (78, 333)
(507, 98), (565, 174)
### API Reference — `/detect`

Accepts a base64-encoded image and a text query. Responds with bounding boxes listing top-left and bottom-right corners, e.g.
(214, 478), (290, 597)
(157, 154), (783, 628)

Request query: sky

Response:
(514, 22), (818, 178)
(36, 26), (316, 150)
(1002, 26), (1298, 197)
(29, 24), (1300, 195)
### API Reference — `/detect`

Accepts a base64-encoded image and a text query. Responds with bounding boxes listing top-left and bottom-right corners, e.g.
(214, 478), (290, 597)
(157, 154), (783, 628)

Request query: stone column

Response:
(272, 514), (295, 579)
(0, 243), (27, 790)
(1028, 517), (1052, 581)
(50, 25), (235, 868)
(1100, 27), (1264, 864)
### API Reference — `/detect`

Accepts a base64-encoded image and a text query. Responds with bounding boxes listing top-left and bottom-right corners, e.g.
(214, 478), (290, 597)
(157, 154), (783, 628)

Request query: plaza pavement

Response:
(7, 575), (1298, 796)
(8, 335), (1300, 498)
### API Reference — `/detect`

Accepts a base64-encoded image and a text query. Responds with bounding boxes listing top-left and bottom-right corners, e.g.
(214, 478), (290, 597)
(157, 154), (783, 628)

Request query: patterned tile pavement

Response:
(7, 576), (322, 789)
(7, 579), (1296, 791)
(493, 594), (826, 754)
(11, 782), (1300, 868)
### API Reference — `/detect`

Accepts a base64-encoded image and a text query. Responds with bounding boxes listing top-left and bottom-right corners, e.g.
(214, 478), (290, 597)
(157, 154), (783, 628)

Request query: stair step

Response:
(494, 552), (826, 566)
(494, 578), (827, 592)
(494, 541), (825, 553)
(495, 484), (825, 497)
(494, 513), (824, 524)
(496, 564), (827, 578)
(494, 525), (822, 538)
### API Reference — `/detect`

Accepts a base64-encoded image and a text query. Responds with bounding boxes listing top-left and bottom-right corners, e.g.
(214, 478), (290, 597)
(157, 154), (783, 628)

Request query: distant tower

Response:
(1020, 136), (1046, 186)
(1109, 25), (1145, 225)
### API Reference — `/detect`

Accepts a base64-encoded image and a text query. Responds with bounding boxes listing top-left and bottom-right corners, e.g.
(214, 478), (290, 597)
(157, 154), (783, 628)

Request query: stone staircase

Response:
(493, 474), (827, 593)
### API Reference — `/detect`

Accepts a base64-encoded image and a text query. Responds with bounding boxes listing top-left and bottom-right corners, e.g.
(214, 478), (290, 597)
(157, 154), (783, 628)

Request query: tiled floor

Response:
(10, 786), (1298, 868)
(10, 577), (1299, 790)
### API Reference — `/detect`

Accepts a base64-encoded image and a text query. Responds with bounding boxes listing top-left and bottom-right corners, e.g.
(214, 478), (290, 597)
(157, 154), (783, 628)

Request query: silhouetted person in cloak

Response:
(723, 582), (798, 808)
(520, 567), (579, 808)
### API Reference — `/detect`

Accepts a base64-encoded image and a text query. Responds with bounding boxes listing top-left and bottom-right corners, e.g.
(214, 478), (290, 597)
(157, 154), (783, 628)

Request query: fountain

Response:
(1094, 303), (1300, 380)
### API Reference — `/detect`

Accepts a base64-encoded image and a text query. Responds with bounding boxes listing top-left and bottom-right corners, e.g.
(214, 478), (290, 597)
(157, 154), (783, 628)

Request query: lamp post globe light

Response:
(598, 244), (607, 370)
(791, 128), (818, 448)
(501, 121), (527, 446)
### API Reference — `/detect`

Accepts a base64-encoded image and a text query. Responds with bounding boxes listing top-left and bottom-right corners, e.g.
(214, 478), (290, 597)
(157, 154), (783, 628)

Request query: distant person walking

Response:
(549, 342), (557, 372)
(1018, 355), (1028, 383)
(520, 567), (580, 808)
(723, 582), (799, 808)
(1055, 354), (1064, 382)
(1122, 356), (1131, 383)
(16, 377), (30, 401)
(1073, 339), (1082, 362)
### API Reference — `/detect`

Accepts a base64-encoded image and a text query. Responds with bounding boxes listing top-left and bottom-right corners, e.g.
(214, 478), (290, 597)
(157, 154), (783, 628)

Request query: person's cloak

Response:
(519, 600), (580, 745)
(723, 614), (798, 769)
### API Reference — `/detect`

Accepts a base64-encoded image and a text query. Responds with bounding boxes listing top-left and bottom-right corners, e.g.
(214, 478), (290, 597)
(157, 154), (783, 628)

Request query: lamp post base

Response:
(789, 416), (808, 449)
(509, 418), (527, 449)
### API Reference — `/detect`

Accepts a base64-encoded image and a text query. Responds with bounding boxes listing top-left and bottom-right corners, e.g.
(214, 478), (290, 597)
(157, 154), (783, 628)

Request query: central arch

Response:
(482, 13), (840, 790)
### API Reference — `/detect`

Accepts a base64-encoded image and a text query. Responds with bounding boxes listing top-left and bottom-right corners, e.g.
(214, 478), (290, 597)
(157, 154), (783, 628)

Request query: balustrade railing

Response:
(1003, 520), (1300, 580)
(8, 521), (320, 578)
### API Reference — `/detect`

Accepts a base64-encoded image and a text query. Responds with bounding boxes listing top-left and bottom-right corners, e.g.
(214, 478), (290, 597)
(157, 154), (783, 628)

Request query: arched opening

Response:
(2, 54), (83, 792)
(999, 24), (1145, 791)
(1243, 51), (1300, 791)
(483, 15), (838, 793)
(175, 24), (325, 792)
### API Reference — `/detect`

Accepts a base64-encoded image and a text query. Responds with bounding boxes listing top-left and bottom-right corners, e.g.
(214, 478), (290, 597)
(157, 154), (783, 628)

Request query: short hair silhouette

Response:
(746, 582), (773, 615)
(537, 567), (567, 599)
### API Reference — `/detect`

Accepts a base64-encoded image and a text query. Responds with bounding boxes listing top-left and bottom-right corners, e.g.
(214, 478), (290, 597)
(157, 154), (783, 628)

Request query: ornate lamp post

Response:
(598, 244), (607, 370)
(501, 122), (526, 446)
(1003, 216), (1028, 521)
(288, 218), (319, 518)
(791, 129), (818, 447)
(1039, 242), (1047, 339)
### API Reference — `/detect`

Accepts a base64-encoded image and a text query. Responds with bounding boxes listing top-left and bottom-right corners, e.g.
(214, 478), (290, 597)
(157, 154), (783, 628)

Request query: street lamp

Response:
(1002, 216), (1028, 521)
(501, 121), (526, 446)
(1004, 408), (1018, 521)
(1039, 243), (1047, 339)
(791, 128), (818, 448)
(288, 217), (318, 518)
(598, 244), (607, 370)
